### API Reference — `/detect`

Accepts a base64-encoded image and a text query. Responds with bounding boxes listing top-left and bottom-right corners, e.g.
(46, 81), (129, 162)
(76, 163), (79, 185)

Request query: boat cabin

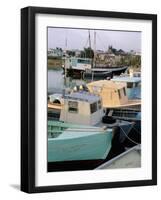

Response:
(112, 76), (141, 89)
(65, 57), (92, 71)
(59, 91), (103, 126)
(87, 80), (129, 108)
(111, 75), (141, 99)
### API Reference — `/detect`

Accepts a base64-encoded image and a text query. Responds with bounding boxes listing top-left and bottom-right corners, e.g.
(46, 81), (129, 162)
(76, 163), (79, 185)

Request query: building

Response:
(48, 48), (63, 58)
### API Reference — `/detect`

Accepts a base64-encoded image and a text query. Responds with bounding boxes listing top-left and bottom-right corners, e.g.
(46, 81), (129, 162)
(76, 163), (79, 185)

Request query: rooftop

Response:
(87, 80), (126, 90)
(64, 91), (101, 103)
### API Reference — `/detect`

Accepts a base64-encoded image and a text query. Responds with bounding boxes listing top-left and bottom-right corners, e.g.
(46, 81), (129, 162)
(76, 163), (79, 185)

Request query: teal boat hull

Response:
(48, 121), (112, 162)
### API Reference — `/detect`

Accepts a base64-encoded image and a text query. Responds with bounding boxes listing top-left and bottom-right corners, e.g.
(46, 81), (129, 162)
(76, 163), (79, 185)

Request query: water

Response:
(48, 68), (88, 95)
(48, 69), (64, 94)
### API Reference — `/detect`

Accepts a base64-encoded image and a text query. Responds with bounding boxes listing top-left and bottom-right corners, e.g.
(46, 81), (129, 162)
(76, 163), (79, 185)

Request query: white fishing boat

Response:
(63, 57), (92, 78)
(48, 92), (112, 162)
(48, 91), (133, 162)
(65, 57), (92, 71)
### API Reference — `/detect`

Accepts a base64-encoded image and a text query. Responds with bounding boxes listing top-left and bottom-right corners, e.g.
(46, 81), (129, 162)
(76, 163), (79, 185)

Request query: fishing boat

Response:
(63, 57), (92, 78)
(111, 70), (141, 99)
(87, 80), (141, 109)
(62, 30), (128, 79)
(83, 66), (128, 80)
(93, 66), (128, 76)
(87, 80), (141, 146)
(48, 91), (134, 163)
(48, 92), (112, 162)
(65, 58), (128, 79)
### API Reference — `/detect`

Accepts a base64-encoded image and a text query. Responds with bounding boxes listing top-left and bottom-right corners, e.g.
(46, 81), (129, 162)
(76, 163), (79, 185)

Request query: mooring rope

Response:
(131, 125), (140, 135)
(119, 124), (140, 145)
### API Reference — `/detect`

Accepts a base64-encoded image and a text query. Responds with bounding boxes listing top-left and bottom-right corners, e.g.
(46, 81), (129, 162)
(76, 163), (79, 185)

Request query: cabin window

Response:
(90, 102), (97, 113)
(118, 89), (121, 99)
(98, 100), (102, 109)
(127, 82), (133, 88)
(123, 87), (126, 96)
(68, 101), (78, 113)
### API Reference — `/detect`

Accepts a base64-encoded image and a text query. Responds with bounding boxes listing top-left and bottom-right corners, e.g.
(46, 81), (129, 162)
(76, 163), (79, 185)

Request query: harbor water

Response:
(48, 68), (98, 95)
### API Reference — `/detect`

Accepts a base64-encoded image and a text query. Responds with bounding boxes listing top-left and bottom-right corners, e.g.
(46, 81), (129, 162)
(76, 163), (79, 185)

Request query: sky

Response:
(48, 27), (141, 52)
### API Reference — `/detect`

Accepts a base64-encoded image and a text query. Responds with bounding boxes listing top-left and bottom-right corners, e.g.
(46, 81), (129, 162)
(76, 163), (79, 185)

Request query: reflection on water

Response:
(48, 69), (89, 94)
(48, 69), (64, 94)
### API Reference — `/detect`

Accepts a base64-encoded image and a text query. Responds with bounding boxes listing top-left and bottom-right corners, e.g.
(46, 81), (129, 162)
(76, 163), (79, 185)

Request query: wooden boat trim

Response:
(48, 103), (63, 110)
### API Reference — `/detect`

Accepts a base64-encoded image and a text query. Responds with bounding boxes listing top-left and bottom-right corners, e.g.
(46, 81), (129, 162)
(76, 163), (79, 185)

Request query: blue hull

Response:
(48, 121), (112, 162)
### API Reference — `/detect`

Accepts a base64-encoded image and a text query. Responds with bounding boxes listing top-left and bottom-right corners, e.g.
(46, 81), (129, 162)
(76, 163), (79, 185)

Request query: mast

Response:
(88, 30), (91, 49)
(91, 31), (96, 81)
(64, 35), (68, 86)
(93, 31), (96, 68)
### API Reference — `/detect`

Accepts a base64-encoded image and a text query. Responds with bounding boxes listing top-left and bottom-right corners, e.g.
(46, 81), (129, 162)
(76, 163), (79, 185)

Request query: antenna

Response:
(64, 32), (68, 86)
(93, 31), (96, 68)
(88, 30), (91, 48)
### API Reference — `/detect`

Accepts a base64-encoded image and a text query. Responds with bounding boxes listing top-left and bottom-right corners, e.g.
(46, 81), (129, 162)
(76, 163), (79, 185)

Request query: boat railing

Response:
(48, 123), (108, 134)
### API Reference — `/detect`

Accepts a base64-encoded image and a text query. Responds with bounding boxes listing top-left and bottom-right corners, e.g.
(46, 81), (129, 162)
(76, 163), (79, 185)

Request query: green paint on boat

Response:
(48, 120), (112, 162)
